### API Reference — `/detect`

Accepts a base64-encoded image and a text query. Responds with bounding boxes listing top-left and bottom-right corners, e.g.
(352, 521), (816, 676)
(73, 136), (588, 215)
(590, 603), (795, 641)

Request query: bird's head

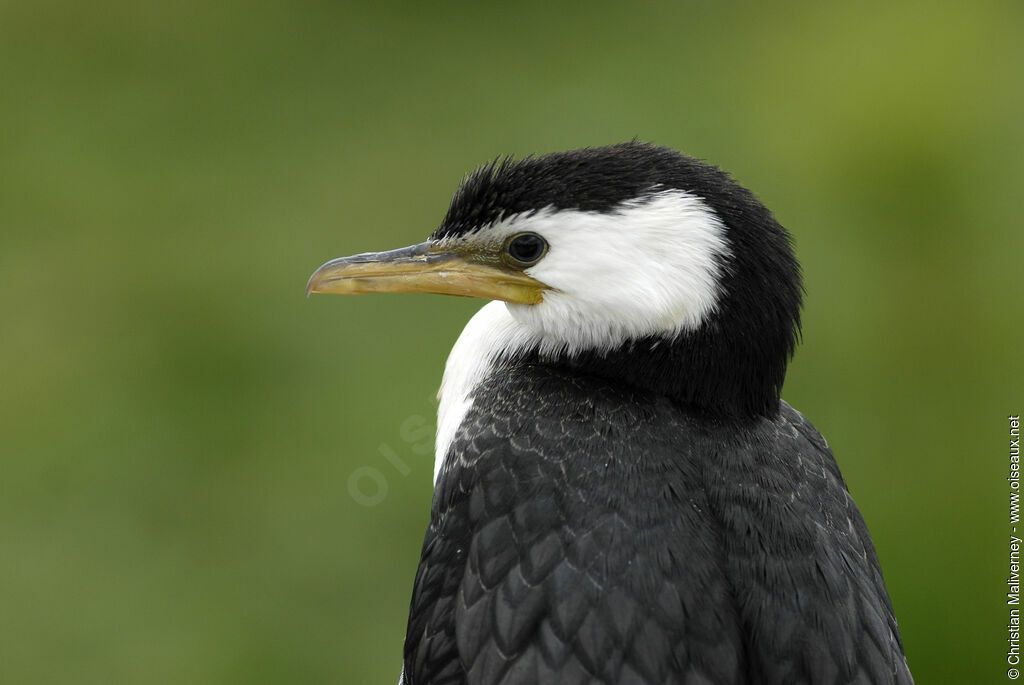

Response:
(308, 142), (802, 419)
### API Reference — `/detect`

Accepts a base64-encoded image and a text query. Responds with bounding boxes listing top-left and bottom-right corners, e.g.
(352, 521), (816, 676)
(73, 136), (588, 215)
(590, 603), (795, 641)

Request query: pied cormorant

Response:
(307, 142), (912, 685)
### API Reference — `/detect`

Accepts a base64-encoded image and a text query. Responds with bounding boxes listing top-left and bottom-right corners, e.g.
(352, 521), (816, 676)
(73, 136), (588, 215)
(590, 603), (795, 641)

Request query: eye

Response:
(504, 232), (548, 266)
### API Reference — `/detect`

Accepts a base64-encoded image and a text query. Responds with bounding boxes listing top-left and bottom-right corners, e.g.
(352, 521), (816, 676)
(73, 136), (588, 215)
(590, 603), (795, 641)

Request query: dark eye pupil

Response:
(508, 234), (546, 264)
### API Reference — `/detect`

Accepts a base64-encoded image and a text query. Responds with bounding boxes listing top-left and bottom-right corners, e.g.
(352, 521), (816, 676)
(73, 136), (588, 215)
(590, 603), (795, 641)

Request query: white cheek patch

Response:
(433, 190), (731, 484)
(504, 190), (731, 356)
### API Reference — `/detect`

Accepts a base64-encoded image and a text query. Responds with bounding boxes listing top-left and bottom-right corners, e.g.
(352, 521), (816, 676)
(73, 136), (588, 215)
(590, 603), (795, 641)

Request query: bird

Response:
(306, 142), (913, 685)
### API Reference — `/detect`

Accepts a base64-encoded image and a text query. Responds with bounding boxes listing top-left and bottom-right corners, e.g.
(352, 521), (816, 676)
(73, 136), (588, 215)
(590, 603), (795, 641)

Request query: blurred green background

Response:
(1, 0), (1020, 682)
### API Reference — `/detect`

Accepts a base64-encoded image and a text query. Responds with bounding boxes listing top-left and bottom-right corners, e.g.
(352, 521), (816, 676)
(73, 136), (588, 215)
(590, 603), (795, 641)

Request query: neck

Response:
(546, 325), (785, 420)
(435, 301), (791, 483)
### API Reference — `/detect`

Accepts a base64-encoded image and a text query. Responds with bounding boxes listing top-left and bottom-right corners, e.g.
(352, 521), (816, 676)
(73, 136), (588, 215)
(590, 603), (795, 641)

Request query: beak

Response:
(306, 241), (548, 304)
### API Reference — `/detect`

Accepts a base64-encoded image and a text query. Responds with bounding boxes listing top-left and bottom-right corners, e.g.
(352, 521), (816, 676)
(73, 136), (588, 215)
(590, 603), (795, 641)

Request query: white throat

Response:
(434, 302), (537, 483)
